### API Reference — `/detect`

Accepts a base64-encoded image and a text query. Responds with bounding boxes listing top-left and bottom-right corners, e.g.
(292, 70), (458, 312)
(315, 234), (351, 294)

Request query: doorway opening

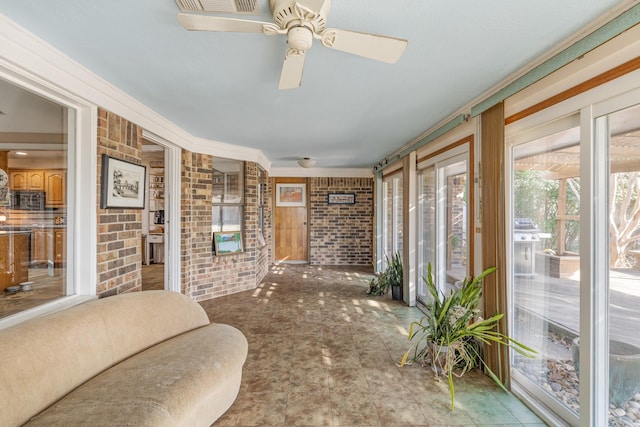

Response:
(141, 139), (165, 291)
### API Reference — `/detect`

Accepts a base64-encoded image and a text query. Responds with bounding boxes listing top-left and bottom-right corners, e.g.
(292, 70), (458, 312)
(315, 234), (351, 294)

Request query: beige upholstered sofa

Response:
(0, 290), (248, 427)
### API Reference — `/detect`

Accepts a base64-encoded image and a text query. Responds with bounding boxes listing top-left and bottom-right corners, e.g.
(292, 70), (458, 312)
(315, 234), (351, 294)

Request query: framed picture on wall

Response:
(100, 154), (146, 209)
(213, 231), (243, 255)
(276, 183), (306, 207)
(327, 193), (356, 204)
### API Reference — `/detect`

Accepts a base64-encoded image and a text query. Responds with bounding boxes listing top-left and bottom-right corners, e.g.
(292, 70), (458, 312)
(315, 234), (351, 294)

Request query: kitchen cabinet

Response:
(31, 227), (66, 267)
(53, 228), (66, 266)
(9, 170), (45, 191)
(8, 169), (65, 207)
(45, 170), (65, 207)
(0, 232), (29, 290)
(31, 228), (48, 266)
(146, 233), (164, 264)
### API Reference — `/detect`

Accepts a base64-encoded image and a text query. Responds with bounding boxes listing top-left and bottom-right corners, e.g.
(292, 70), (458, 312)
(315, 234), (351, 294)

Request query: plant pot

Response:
(391, 285), (403, 300)
(572, 337), (640, 405)
(428, 342), (449, 375)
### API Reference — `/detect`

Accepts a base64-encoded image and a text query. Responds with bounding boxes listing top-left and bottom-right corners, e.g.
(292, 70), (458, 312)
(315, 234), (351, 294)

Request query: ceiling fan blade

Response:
(320, 28), (408, 64)
(177, 13), (272, 33)
(278, 49), (306, 90)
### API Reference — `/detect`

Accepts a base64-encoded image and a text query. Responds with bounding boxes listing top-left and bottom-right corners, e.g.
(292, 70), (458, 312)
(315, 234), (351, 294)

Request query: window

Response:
(382, 171), (403, 268)
(212, 158), (244, 234)
(0, 77), (71, 320)
(417, 140), (472, 303)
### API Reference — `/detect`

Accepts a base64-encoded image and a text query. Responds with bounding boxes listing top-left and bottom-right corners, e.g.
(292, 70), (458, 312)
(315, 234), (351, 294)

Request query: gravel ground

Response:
(514, 333), (640, 426)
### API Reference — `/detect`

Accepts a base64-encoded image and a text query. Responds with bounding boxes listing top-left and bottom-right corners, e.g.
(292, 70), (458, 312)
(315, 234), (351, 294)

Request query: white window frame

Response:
(0, 67), (97, 330)
(416, 143), (470, 298)
(506, 72), (640, 427)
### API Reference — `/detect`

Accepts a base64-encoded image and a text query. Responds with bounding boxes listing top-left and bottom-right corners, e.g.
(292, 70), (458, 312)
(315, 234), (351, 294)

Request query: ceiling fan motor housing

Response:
(269, 0), (329, 33)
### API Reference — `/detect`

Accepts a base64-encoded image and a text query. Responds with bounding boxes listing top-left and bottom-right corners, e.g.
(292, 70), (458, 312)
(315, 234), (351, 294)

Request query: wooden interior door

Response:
(274, 177), (308, 262)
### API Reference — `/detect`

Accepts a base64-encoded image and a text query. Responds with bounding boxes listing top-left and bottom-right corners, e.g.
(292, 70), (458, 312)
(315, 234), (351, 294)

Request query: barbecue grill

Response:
(514, 218), (539, 277)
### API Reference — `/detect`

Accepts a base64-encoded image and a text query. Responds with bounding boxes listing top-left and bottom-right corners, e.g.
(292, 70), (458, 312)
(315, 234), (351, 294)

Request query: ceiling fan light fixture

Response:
(288, 26), (313, 51)
(298, 157), (316, 168)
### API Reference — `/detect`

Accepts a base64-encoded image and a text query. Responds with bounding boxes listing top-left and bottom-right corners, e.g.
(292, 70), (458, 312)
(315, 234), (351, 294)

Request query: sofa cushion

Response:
(25, 323), (248, 427)
(0, 291), (211, 427)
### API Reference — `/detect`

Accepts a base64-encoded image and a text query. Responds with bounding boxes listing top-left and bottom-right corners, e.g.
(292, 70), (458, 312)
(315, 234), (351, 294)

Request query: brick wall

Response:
(180, 152), (270, 301)
(309, 177), (373, 265)
(245, 162), (272, 283)
(96, 108), (143, 296)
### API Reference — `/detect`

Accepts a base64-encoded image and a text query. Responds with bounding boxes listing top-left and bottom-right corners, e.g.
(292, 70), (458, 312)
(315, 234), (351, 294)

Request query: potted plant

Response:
(399, 263), (536, 410)
(367, 252), (403, 299)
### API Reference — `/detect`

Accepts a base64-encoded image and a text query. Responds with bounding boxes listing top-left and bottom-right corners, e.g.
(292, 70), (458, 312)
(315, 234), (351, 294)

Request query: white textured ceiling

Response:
(0, 0), (630, 169)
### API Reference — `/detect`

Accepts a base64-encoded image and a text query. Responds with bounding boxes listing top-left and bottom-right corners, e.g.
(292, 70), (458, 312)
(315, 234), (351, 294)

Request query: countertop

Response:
(0, 230), (31, 235)
(0, 225), (67, 231)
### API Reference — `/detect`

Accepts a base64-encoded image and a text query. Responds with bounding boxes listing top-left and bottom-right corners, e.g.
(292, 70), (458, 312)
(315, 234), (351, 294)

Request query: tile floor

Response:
(199, 264), (548, 427)
(0, 267), (64, 319)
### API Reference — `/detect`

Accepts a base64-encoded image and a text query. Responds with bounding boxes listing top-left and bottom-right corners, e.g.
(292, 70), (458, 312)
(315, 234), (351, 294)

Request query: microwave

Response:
(11, 190), (46, 210)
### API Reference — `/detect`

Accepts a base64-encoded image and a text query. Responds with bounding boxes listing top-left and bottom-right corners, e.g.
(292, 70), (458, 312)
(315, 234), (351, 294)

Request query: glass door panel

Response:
(510, 124), (582, 422)
(417, 166), (435, 303)
(442, 160), (468, 295)
(382, 174), (403, 268)
(417, 151), (469, 304)
(601, 104), (640, 426)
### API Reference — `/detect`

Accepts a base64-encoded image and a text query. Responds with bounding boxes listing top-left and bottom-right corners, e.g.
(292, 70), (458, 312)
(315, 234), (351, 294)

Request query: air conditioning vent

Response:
(235, 0), (257, 12)
(175, 0), (259, 15)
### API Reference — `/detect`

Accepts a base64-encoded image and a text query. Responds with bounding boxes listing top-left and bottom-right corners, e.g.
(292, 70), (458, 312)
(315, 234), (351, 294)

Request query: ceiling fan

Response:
(177, 0), (408, 89)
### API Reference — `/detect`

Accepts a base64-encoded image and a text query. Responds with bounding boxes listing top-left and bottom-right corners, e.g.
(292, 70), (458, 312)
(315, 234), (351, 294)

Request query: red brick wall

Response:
(180, 152), (270, 300)
(309, 177), (373, 265)
(245, 162), (272, 283)
(95, 110), (271, 300)
(96, 108), (143, 296)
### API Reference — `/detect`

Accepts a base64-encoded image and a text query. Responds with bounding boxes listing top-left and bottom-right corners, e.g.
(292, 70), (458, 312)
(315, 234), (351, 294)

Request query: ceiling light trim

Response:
(297, 157), (316, 168)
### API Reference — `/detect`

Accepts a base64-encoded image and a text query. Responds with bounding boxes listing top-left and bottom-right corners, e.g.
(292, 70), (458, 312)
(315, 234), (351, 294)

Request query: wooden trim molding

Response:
(505, 56), (640, 125)
(480, 103), (510, 386)
(416, 134), (473, 165)
(382, 168), (403, 179)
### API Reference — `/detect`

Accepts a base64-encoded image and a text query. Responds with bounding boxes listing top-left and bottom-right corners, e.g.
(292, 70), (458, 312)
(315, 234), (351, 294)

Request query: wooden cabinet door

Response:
(27, 170), (45, 190)
(14, 234), (29, 284)
(0, 234), (29, 289)
(45, 171), (65, 207)
(54, 229), (66, 265)
(9, 170), (45, 190)
(32, 228), (48, 265)
(9, 171), (27, 190)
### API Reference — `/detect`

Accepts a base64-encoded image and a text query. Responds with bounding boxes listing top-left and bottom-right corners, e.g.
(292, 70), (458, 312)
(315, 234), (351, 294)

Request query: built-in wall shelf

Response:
(149, 166), (164, 230)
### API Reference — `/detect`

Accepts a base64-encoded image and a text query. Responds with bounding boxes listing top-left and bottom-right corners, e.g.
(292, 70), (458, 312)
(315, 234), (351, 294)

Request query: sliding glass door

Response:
(417, 145), (471, 304)
(598, 103), (640, 426)
(509, 117), (583, 423)
(509, 96), (640, 426)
